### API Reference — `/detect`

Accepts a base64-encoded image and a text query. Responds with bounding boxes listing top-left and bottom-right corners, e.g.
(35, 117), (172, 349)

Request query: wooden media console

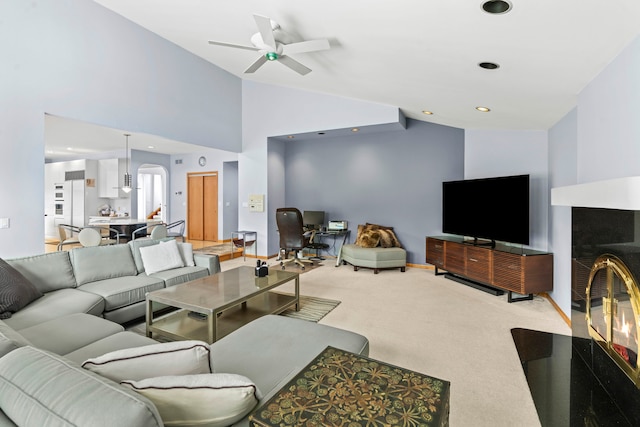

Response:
(426, 236), (553, 302)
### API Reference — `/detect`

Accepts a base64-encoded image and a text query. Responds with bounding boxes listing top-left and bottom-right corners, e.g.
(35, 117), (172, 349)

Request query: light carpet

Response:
(127, 294), (340, 338)
(218, 255), (571, 427)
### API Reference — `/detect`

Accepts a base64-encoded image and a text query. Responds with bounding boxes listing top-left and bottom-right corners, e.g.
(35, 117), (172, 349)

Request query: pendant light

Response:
(122, 133), (133, 193)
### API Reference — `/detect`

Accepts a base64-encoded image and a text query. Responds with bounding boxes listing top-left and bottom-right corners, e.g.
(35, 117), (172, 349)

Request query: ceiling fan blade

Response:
(278, 56), (312, 76)
(282, 39), (330, 56)
(244, 55), (268, 74)
(208, 40), (260, 52)
(253, 14), (277, 50)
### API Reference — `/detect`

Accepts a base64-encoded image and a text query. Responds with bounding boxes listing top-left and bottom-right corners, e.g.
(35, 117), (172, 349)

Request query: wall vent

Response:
(175, 159), (183, 165)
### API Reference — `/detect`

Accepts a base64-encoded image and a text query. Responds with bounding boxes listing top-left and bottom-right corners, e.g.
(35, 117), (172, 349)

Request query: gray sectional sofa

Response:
(4, 238), (220, 329)
(0, 240), (370, 427)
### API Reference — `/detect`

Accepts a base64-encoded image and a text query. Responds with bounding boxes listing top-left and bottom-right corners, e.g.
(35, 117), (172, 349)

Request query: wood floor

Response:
(45, 237), (241, 260)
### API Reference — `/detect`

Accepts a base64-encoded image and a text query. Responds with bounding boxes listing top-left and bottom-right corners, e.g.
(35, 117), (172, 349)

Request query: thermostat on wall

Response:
(249, 194), (264, 212)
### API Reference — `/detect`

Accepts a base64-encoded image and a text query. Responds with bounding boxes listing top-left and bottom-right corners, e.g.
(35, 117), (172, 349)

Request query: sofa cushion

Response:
(63, 331), (158, 365)
(1, 288), (105, 331)
(18, 313), (124, 356)
(0, 319), (32, 358)
(0, 258), (43, 320)
(7, 251), (77, 293)
(78, 275), (165, 312)
(0, 346), (163, 427)
(139, 240), (184, 274)
(70, 244), (138, 286)
(129, 238), (170, 274)
(121, 373), (260, 427)
(82, 340), (212, 382)
(209, 315), (369, 402)
(178, 242), (195, 267)
(355, 223), (403, 248)
(149, 266), (210, 288)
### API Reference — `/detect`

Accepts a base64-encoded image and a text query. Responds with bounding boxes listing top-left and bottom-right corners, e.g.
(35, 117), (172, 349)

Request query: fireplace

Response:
(571, 207), (640, 424)
(509, 179), (640, 426)
(586, 254), (640, 387)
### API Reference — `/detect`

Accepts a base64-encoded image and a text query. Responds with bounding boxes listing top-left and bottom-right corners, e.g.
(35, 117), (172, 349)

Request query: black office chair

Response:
(306, 230), (330, 260)
(275, 207), (314, 270)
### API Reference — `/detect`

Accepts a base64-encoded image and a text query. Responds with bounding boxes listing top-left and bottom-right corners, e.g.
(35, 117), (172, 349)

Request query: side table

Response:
(249, 346), (450, 427)
(231, 230), (257, 261)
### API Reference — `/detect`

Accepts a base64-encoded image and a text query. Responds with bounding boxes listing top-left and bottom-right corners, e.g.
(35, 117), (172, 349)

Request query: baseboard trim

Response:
(540, 292), (571, 328)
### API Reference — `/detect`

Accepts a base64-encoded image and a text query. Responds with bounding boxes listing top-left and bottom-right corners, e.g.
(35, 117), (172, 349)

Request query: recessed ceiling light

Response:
(66, 147), (73, 151)
(422, 110), (434, 115)
(351, 128), (359, 132)
(147, 145), (155, 149)
(478, 62), (500, 70)
(482, 0), (512, 14)
(287, 135), (295, 139)
(476, 106), (491, 112)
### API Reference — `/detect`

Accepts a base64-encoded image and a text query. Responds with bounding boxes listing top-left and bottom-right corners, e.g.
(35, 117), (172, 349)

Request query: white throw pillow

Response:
(82, 340), (211, 382)
(177, 242), (195, 267)
(121, 373), (261, 427)
(140, 239), (185, 274)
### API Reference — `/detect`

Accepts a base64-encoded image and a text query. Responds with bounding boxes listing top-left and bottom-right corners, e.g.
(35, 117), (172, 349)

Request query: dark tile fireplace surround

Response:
(513, 207), (640, 426)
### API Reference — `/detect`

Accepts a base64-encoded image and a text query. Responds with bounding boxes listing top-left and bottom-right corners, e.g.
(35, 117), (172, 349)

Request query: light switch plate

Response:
(0, 218), (9, 229)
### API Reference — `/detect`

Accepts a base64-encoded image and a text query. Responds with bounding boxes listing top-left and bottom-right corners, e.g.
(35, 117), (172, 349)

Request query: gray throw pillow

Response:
(0, 258), (43, 319)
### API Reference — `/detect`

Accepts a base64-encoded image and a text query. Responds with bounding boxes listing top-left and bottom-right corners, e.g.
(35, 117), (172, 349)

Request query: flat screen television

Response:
(442, 174), (530, 246)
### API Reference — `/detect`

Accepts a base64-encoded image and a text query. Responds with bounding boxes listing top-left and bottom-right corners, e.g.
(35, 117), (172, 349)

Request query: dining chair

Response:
(57, 224), (82, 251)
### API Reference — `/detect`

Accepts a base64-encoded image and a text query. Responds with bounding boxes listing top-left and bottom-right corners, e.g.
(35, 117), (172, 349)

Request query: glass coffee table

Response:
(146, 266), (299, 344)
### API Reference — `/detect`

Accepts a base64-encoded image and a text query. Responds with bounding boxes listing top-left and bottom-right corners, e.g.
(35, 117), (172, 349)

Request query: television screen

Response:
(442, 174), (530, 245)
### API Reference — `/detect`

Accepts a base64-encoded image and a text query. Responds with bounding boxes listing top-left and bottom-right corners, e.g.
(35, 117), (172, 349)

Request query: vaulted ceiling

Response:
(94, 0), (640, 130)
(48, 1), (640, 160)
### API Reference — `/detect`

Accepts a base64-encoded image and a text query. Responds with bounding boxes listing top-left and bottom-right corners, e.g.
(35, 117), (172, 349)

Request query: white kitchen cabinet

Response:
(98, 159), (120, 198)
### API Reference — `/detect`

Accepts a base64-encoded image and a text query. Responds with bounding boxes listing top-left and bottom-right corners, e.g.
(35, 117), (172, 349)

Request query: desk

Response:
(314, 230), (350, 267)
(249, 346), (450, 427)
(231, 230), (257, 261)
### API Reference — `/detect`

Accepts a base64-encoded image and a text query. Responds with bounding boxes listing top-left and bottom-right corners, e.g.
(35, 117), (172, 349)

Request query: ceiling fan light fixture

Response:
(265, 51), (278, 61)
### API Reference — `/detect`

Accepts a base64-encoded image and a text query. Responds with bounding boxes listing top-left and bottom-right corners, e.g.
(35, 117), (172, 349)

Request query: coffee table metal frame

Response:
(145, 266), (299, 344)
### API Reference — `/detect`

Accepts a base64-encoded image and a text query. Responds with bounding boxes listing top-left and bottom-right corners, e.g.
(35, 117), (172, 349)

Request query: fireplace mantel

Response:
(551, 176), (640, 210)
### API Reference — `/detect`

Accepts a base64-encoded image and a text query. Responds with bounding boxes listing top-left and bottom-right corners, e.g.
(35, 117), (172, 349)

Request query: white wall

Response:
(577, 35), (640, 182)
(464, 130), (550, 252)
(0, 0), (241, 257)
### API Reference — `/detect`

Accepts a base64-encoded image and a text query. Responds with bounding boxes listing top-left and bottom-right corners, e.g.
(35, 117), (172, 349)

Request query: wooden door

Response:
(187, 172), (218, 241)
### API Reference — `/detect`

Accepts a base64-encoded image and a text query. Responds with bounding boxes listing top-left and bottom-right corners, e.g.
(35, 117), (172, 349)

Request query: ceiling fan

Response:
(208, 14), (330, 76)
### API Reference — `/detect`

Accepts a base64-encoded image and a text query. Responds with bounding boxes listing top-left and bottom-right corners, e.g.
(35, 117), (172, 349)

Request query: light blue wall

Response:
(0, 0), (241, 257)
(240, 80), (404, 257)
(548, 108), (578, 317)
(464, 130), (550, 252)
(281, 119), (465, 264)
